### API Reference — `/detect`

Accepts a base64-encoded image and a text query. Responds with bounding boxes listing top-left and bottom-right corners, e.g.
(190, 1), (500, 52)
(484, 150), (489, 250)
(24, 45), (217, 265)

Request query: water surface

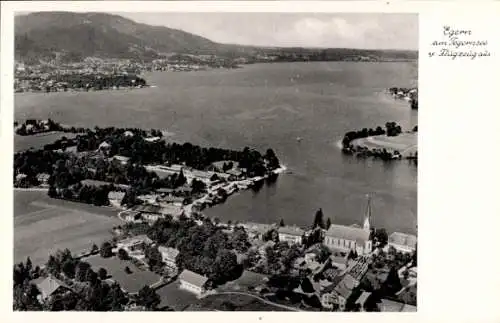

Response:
(15, 62), (418, 234)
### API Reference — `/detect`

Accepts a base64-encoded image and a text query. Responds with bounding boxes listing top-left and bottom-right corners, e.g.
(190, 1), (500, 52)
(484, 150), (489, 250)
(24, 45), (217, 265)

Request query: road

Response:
(14, 187), (49, 192)
(213, 291), (303, 312)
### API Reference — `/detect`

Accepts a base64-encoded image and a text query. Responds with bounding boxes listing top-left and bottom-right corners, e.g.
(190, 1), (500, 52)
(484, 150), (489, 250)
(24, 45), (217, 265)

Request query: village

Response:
(13, 120), (417, 311)
(16, 168), (417, 311)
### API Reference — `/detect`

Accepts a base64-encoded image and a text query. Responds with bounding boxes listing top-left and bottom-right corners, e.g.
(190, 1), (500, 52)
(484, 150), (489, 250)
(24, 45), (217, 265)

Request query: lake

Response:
(15, 62), (418, 235)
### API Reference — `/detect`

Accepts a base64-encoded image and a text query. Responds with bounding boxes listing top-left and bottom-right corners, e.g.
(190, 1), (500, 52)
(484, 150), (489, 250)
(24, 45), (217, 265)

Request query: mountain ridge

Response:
(15, 12), (418, 64)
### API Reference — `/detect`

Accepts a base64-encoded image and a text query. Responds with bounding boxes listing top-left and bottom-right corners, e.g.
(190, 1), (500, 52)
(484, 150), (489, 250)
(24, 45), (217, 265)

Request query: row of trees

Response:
(341, 122), (403, 150)
(15, 118), (64, 136)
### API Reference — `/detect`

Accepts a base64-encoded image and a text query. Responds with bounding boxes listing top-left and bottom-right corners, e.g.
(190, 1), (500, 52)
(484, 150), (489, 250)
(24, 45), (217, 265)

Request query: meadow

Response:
(85, 255), (161, 294)
(14, 190), (122, 266)
(351, 132), (417, 156)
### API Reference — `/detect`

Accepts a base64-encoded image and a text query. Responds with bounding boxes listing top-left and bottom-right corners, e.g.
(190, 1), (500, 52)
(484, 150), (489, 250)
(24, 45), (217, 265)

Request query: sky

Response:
(116, 13), (418, 50)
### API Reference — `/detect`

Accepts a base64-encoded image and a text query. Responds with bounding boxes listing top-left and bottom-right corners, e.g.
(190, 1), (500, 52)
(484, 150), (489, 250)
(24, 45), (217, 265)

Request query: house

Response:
(329, 249), (349, 271)
(321, 274), (358, 310)
(226, 168), (244, 179)
(354, 291), (372, 311)
(345, 256), (370, 283)
(108, 191), (125, 208)
(242, 222), (276, 240)
(156, 187), (174, 196)
(379, 298), (417, 312)
(80, 179), (116, 188)
(110, 155), (130, 165)
(388, 232), (417, 253)
(114, 235), (153, 255)
(278, 226), (304, 245)
(98, 141), (111, 151)
(158, 246), (179, 269)
(35, 276), (73, 301)
(159, 204), (184, 218)
(179, 269), (209, 296)
(36, 173), (50, 186)
(160, 195), (185, 206)
(144, 136), (161, 143)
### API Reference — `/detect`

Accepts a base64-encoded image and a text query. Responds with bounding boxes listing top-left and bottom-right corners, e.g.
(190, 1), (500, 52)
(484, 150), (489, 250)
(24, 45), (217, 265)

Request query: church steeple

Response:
(363, 194), (372, 231)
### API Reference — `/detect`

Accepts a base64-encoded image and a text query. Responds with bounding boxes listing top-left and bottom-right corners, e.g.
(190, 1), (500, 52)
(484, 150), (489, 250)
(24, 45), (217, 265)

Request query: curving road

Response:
(213, 291), (303, 312)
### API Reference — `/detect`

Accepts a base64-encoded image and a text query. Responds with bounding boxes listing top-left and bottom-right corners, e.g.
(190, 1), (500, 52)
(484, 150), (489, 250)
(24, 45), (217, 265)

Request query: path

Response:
(212, 291), (303, 312)
(14, 187), (49, 192)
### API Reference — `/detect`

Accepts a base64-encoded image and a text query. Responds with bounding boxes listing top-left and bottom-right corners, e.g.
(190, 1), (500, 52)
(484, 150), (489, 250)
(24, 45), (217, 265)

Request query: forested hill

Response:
(15, 12), (417, 64)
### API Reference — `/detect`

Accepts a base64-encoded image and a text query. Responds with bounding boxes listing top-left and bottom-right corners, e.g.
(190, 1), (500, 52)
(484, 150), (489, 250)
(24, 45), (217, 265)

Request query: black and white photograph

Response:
(12, 9), (418, 312)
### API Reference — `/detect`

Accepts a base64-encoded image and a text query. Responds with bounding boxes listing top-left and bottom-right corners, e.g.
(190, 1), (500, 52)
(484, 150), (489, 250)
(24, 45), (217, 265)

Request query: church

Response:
(323, 195), (373, 255)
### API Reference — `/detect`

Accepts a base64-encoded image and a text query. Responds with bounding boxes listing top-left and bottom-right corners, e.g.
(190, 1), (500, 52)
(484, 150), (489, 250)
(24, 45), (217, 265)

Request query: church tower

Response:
(363, 194), (372, 231)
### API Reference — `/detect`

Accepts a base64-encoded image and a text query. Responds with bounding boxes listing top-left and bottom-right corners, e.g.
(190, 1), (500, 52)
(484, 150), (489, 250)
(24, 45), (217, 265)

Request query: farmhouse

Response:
(179, 269), (208, 296)
(114, 235), (153, 255)
(35, 276), (73, 301)
(108, 191), (125, 208)
(277, 226), (304, 245)
(321, 274), (358, 311)
(158, 246), (179, 269)
(388, 232), (417, 253)
(109, 155), (130, 165)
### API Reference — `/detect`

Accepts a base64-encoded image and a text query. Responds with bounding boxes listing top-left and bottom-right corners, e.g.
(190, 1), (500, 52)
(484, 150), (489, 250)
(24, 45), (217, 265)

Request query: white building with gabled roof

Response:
(324, 195), (373, 255)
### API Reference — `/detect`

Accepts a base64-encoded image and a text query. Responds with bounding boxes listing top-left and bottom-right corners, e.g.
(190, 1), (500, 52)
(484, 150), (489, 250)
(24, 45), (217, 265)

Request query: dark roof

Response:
(179, 270), (208, 288)
(131, 204), (162, 214)
(334, 274), (358, 299)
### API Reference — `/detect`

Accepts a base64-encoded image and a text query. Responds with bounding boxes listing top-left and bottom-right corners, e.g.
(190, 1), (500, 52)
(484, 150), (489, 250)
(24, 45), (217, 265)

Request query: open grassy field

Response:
(351, 132), (417, 156)
(14, 190), (122, 266)
(156, 281), (199, 311)
(14, 132), (78, 152)
(187, 293), (290, 311)
(85, 255), (161, 294)
(217, 270), (268, 292)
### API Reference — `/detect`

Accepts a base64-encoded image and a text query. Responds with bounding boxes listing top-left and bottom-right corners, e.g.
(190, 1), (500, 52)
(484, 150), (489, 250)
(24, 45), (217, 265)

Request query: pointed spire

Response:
(363, 194), (372, 231)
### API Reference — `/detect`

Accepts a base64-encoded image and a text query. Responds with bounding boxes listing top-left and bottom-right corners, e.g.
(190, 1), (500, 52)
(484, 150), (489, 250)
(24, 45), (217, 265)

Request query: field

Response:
(351, 132), (417, 156)
(217, 270), (268, 292)
(14, 132), (78, 152)
(14, 190), (122, 266)
(85, 255), (161, 294)
(187, 293), (290, 311)
(156, 281), (199, 311)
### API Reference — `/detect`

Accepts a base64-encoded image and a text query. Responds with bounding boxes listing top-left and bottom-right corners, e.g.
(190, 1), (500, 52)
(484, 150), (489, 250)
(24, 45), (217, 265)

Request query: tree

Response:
(124, 266), (132, 274)
(98, 268), (108, 280)
(117, 248), (129, 260)
(108, 282), (128, 310)
(313, 208), (325, 229)
(62, 259), (76, 279)
(76, 262), (91, 282)
(279, 219), (285, 227)
(25, 257), (33, 274)
(145, 245), (163, 272)
(48, 185), (57, 198)
(136, 285), (161, 310)
(385, 266), (402, 295)
(325, 217), (332, 230)
(91, 244), (99, 253)
(231, 226), (250, 252)
(100, 241), (113, 258)
(373, 229), (389, 247)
